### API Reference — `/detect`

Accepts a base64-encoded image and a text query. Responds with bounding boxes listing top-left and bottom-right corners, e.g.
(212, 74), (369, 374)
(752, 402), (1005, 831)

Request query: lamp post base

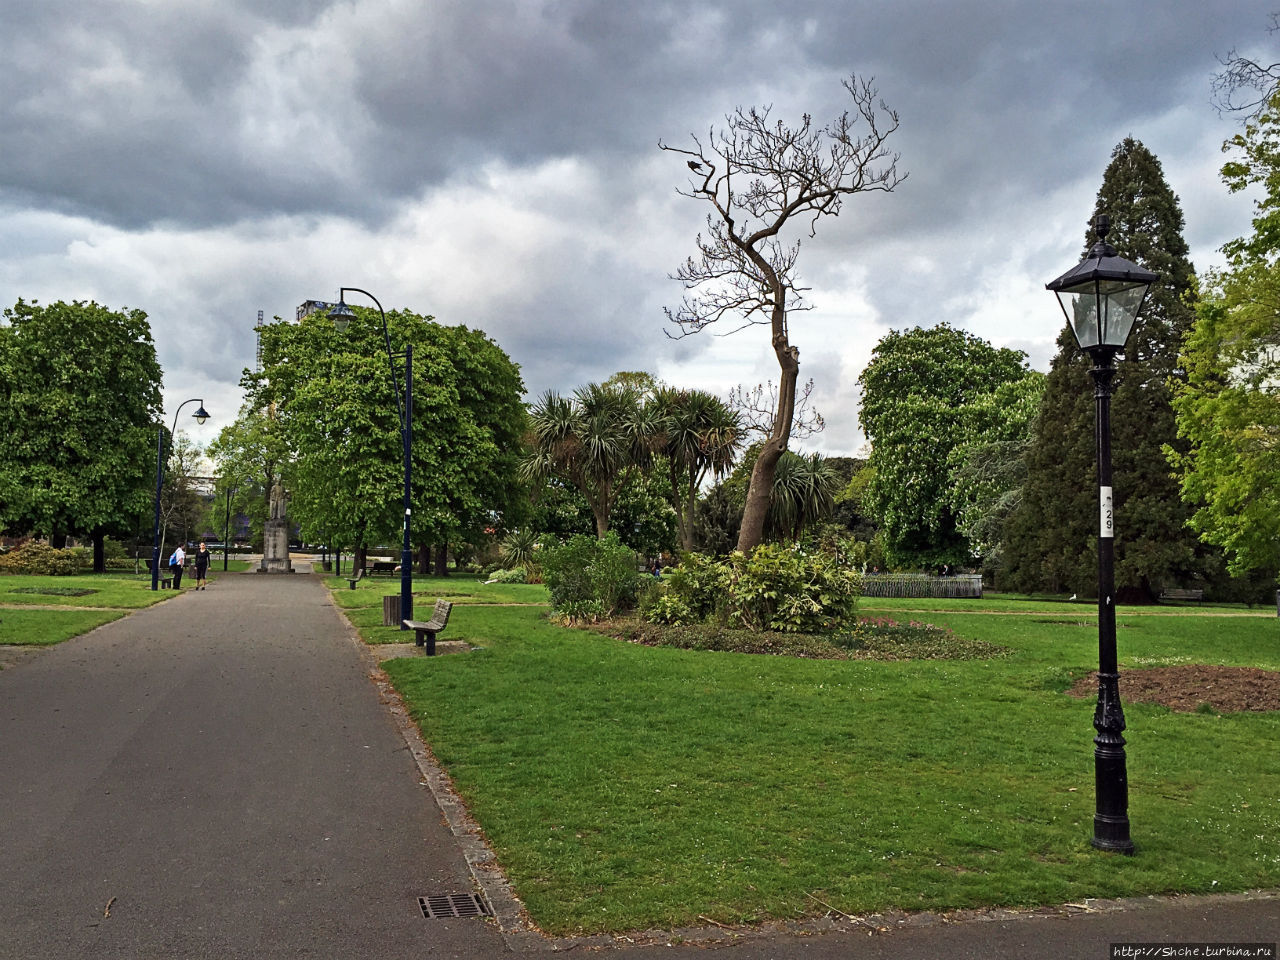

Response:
(1090, 827), (1135, 854)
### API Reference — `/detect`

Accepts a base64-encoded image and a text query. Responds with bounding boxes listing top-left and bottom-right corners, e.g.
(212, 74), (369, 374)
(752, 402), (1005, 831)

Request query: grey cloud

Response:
(1, 0), (1272, 459)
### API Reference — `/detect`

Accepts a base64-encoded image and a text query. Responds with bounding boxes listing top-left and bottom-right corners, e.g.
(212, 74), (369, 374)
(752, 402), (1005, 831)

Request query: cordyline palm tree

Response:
(652, 387), (742, 551)
(766, 451), (840, 542)
(521, 383), (664, 538)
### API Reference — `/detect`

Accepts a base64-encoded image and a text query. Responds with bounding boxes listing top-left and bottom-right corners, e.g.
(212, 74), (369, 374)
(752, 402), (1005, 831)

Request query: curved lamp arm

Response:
(330, 287), (406, 427)
(150, 398), (211, 590)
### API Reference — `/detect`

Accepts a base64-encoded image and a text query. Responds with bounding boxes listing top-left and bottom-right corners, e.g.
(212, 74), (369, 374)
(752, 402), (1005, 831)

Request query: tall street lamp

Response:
(328, 289), (413, 629)
(1046, 214), (1158, 854)
(151, 399), (211, 590)
(222, 479), (238, 572)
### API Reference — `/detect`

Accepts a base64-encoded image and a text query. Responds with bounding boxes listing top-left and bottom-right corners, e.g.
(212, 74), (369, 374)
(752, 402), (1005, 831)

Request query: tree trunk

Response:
(681, 474), (699, 552)
(355, 542), (367, 575)
(592, 484), (611, 538)
(433, 544), (449, 576)
(736, 333), (799, 554)
(417, 542), (431, 575)
(93, 528), (106, 574)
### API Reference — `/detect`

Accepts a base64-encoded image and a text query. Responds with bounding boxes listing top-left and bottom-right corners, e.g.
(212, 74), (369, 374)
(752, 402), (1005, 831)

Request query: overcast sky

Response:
(0, 1), (1270, 455)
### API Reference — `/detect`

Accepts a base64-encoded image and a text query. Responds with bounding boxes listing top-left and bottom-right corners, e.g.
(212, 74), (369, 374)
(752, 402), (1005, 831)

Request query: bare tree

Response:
(660, 74), (903, 553)
(728, 378), (825, 443)
(1212, 14), (1280, 118)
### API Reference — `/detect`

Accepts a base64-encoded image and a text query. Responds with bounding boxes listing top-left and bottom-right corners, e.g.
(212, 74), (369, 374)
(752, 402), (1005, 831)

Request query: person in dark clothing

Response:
(193, 541), (212, 590)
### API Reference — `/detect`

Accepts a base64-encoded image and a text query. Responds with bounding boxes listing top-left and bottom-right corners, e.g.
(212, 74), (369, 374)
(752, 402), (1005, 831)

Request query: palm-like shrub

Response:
(522, 384), (665, 538)
(652, 387), (742, 551)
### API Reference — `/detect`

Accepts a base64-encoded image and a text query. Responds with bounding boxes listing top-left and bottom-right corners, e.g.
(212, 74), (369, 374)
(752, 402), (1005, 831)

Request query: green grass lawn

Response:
(0, 607), (126, 645)
(378, 594), (1280, 935)
(325, 574), (550, 642)
(0, 570), (228, 647)
(0, 572), (179, 609)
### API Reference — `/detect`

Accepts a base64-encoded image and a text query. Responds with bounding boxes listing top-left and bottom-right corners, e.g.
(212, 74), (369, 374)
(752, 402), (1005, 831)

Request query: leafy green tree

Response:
(1004, 139), (1199, 598)
(948, 373), (1045, 574)
(0, 299), (164, 570)
(693, 480), (743, 558)
(831, 458), (879, 543)
(522, 383), (663, 537)
(524, 478), (597, 542)
(206, 402), (290, 551)
(246, 307), (526, 568)
(1170, 90), (1280, 578)
(157, 431), (206, 559)
(857, 324), (1034, 568)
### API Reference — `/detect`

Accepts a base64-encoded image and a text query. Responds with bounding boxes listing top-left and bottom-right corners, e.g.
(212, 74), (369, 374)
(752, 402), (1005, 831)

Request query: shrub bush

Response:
(540, 531), (641, 622)
(0, 541), (84, 575)
(489, 567), (528, 584)
(726, 544), (861, 632)
(643, 545), (861, 633)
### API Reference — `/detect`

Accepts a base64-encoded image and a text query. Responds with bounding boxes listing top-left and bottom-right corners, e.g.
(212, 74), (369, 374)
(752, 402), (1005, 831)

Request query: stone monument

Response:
(258, 481), (293, 573)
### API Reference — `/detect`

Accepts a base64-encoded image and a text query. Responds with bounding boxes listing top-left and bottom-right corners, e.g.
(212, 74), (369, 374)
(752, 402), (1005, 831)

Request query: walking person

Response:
(169, 543), (186, 589)
(193, 541), (211, 590)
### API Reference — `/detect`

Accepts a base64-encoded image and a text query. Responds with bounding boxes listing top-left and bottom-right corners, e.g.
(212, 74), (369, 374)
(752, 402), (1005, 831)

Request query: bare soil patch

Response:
(1068, 665), (1280, 713)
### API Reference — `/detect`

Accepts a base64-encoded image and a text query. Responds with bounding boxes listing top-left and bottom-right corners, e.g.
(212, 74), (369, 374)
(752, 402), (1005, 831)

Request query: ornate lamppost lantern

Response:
(1046, 214), (1158, 854)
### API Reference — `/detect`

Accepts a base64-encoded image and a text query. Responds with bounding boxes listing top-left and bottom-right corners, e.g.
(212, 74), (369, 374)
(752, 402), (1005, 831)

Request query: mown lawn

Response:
(325, 574), (549, 643)
(371, 585), (1280, 935)
(0, 570), (223, 647)
(0, 607), (126, 645)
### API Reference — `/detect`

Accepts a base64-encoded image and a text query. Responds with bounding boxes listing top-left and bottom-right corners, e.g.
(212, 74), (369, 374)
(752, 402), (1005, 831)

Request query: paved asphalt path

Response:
(2, 570), (1277, 959)
(0, 570), (506, 960)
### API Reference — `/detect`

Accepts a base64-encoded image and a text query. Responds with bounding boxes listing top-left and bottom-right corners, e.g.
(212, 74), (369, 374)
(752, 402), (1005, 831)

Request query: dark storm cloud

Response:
(3, 0), (1260, 234)
(0, 1), (771, 229)
(1, 0), (1272, 455)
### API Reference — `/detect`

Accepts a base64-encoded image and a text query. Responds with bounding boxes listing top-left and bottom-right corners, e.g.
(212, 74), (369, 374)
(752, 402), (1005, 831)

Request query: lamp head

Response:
(193, 403), (210, 426)
(328, 300), (356, 334)
(1046, 215), (1159, 356)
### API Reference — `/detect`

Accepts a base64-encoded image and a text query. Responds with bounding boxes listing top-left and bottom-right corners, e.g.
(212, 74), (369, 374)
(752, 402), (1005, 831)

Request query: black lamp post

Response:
(1046, 214), (1158, 854)
(328, 289), (413, 629)
(222, 480), (238, 572)
(151, 399), (211, 590)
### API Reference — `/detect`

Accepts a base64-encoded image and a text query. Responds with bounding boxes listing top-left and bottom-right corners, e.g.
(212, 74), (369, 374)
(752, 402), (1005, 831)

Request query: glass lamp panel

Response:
(1059, 285), (1100, 350)
(328, 302), (355, 333)
(1097, 279), (1148, 348)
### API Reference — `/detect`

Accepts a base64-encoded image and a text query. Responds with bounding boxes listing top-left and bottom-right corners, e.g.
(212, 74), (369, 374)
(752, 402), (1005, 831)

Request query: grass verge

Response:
(381, 600), (1280, 936)
(0, 607), (125, 645)
(0, 573), (177, 609)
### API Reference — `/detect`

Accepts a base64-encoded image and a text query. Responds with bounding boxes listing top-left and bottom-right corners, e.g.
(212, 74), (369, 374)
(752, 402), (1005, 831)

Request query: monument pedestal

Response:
(258, 518), (293, 573)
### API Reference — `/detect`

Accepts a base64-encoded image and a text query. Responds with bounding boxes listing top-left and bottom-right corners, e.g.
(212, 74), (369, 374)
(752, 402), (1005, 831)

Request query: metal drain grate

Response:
(418, 894), (489, 919)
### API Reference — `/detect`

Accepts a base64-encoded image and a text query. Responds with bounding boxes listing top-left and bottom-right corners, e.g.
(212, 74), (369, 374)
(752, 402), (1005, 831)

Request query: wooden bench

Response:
(369, 560), (398, 576)
(144, 558), (173, 589)
(344, 569), (364, 590)
(403, 599), (453, 655)
(1160, 587), (1205, 604)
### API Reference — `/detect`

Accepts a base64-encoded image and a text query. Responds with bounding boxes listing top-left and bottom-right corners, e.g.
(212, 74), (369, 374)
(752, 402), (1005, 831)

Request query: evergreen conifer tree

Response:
(1003, 138), (1199, 599)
